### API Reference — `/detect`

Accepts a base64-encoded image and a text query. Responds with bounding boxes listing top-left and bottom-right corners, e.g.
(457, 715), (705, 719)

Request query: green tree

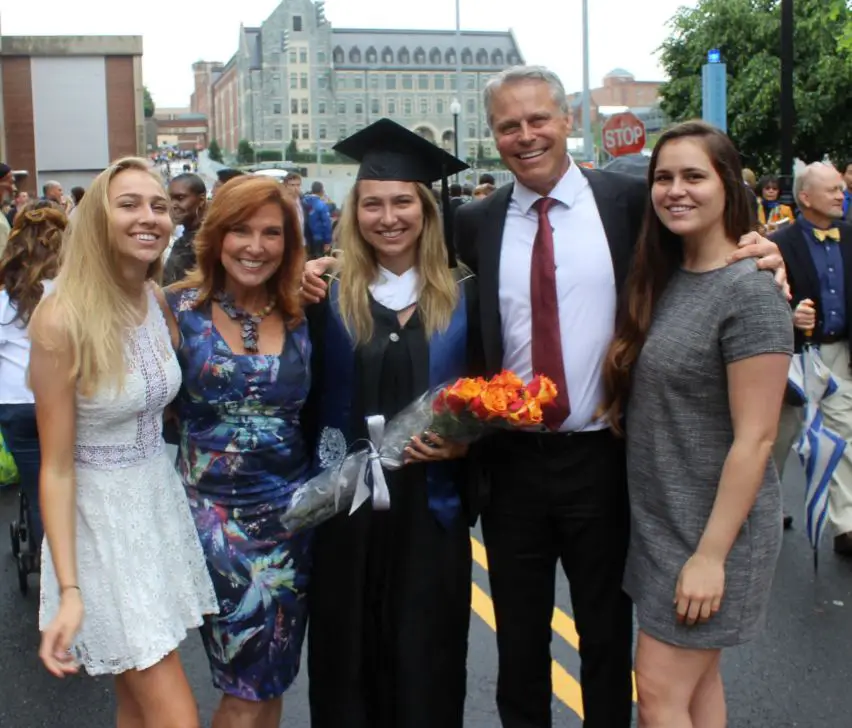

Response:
(285, 138), (299, 162)
(207, 139), (224, 163)
(143, 86), (155, 119)
(658, 0), (851, 172)
(237, 139), (255, 164)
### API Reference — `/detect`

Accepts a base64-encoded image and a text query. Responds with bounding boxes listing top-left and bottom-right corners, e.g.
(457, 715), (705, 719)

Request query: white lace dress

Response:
(39, 290), (218, 676)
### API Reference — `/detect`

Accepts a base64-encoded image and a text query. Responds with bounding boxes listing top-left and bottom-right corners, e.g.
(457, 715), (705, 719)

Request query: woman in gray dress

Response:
(603, 121), (793, 727)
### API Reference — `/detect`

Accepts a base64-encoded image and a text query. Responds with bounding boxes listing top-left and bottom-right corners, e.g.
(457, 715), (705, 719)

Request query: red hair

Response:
(174, 175), (305, 328)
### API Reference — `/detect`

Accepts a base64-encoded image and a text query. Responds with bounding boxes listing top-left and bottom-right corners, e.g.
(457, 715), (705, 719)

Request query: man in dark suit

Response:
(453, 65), (786, 728)
(771, 162), (852, 554)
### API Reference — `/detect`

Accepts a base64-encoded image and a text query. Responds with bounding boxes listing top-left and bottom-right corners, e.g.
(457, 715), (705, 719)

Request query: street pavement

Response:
(1, 453), (851, 727)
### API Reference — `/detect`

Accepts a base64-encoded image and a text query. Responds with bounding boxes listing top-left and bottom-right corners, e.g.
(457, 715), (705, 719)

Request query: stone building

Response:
(192, 0), (524, 161)
(0, 34), (145, 193)
(567, 68), (663, 127)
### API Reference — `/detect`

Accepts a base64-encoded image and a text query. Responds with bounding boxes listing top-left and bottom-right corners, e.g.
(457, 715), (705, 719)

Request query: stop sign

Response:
(602, 112), (646, 157)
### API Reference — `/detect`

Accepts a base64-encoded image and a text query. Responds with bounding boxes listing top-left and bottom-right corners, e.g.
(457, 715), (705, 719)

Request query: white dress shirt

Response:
(0, 281), (55, 404)
(499, 159), (616, 432)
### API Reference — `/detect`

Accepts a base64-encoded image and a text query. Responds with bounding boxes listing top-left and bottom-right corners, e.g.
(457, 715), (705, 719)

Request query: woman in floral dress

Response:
(162, 175), (310, 728)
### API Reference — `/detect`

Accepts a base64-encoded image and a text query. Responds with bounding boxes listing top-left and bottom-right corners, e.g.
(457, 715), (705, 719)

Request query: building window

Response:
(338, 125), (347, 139)
(355, 102), (364, 115)
(436, 99), (444, 114)
(291, 99), (299, 114)
(370, 74), (379, 89)
(450, 75), (458, 91)
(398, 47), (410, 64)
(435, 75), (445, 90)
(318, 101), (327, 114)
(507, 52), (520, 65)
(418, 74), (429, 90)
(293, 15), (303, 32)
(461, 48), (473, 65)
(300, 49), (308, 64)
(300, 73), (308, 89)
(319, 75), (328, 89)
(385, 74), (397, 90)
(289, 73), (298, 89)
(388, 100), (396, 114)
(274, 126), (283, 140)
(292, 125), (300, 139)
(366, 46), (377, 64)
(492, 50), (504, 66)
(319, 125), (327, 140)
(469, 145), (477, 159)
(483, 127), (491, 138)
(318, 50), (326, 63)
(476, 49), (489, 65)
(445, 48), (456, 65)
(466, 74), (476, 90)
(402, 74), (413, 90)
(302, 124), (310, 139)
(273, 102), (282, 114)
(420, 98), (429, 114)
(289, 50), (297, 64)
(333, 46), (344, 64)
(301, 98), (309, 114)
(349, 47), (362, 64)
(468, 125), (477, 139)
(354, 75), (364, 89)
(467, 99), (475, 115)
(371, 99), (380, 115)
(338, 101), (347, 114)
(403, 99), (412, 115)
(337, 75), (347, 89)
(429, 47), (442, 65)
(414, 47), (426, 64)
(382, 46), (394, 64)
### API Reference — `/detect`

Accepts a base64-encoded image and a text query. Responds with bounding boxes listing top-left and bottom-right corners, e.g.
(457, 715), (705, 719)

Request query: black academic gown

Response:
(304, 276), (483, 728)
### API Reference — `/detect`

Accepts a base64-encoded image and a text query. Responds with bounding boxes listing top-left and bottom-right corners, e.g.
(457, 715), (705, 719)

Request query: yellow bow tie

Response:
(814, 228), (841, 242)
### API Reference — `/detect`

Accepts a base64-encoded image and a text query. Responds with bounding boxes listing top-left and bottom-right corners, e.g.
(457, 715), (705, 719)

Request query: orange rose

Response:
(527, 375), (558, 405)
(470, 395), (489, 420)
(492, 370), (524, 392)
(448, 377), (484, 403)
(479, 384), (511, 418)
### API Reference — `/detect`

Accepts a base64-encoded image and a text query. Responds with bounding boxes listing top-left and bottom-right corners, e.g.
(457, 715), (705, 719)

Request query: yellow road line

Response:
(470, 536), (638, 704)
(470, 582), (585, 721)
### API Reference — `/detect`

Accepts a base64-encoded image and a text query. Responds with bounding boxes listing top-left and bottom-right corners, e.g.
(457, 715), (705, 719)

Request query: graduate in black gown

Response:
(303, 119), (483, 728)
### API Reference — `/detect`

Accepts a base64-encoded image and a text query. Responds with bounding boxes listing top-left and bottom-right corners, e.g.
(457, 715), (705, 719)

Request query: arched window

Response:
(382, 46), (394, 64)
(445, 48), (457, 65)
(461, 48), (473, 65)
(398, 46), (410, 64)
(507, 51), (520, 65)
(476, 49), (489, 65)
(414, 47), (426, 64)
(429, 47), (442, 65)
(491, 49), (504, 66)
(365, 46), (377, 64)
(349, 46), (361, 64)
(332, 46), (344, 64)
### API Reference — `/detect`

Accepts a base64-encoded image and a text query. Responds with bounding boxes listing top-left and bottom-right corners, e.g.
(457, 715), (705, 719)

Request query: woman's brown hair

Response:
(174, 175), (305, 328)
(0, 200), (66, 325)
(602, 120), (755, 433)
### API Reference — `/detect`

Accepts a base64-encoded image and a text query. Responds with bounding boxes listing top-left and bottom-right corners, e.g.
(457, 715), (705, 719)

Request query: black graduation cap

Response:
(333, 118), (469, 267)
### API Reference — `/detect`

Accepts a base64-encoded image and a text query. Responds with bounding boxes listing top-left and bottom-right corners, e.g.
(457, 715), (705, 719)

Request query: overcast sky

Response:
(2, 0), (697, 108)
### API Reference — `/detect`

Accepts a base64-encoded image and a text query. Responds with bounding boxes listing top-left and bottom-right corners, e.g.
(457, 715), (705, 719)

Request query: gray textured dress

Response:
(624, 259), (793, 648)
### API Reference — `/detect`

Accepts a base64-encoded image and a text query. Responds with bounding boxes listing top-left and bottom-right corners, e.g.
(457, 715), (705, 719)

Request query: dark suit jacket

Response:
(771, 220), (852, 353)
(452, 168), (648, 377)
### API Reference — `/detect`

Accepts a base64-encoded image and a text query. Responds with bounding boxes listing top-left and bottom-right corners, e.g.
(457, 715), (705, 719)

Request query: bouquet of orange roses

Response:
(281, 371), (557, 533)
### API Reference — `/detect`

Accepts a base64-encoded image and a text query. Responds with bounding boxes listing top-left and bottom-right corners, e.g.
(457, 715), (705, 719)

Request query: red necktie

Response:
(530, 197), (570, 429)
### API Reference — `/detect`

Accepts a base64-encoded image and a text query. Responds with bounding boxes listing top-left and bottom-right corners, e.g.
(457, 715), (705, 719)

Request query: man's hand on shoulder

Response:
(727, 231), (791, 300)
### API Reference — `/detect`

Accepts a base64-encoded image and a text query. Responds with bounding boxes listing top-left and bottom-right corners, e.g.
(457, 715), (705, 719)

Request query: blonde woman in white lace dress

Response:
(28, 158), (218, 727)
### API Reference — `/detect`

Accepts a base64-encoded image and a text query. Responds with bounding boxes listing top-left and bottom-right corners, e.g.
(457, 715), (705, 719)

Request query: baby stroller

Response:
(9, 490), (38, 595)
(2, 427), (39, 596)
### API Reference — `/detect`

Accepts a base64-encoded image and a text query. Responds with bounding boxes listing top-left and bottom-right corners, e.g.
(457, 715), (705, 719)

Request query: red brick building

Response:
(0, 34), (144, 195)
(568, 68), (663, 126)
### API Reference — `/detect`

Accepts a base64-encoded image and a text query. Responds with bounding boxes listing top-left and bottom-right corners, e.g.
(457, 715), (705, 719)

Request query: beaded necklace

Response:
(213, 291), (276, 354)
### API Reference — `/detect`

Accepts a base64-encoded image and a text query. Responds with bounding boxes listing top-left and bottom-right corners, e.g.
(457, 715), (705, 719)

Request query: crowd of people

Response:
(0, 61), (849, 728)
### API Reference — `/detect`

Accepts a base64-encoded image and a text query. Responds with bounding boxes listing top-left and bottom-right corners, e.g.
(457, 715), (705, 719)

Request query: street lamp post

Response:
(450, 99), (461, 179)
(581, 0), (593, 162)
(779, 0), (795, 206)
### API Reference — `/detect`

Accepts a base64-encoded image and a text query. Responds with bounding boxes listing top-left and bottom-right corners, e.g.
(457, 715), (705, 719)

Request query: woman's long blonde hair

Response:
(37, 157), (167, 395)
(337, 181), (458, 344)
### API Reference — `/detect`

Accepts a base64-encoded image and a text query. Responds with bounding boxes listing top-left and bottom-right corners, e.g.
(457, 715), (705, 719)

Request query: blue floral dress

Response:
(166, 288), (312, 702)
